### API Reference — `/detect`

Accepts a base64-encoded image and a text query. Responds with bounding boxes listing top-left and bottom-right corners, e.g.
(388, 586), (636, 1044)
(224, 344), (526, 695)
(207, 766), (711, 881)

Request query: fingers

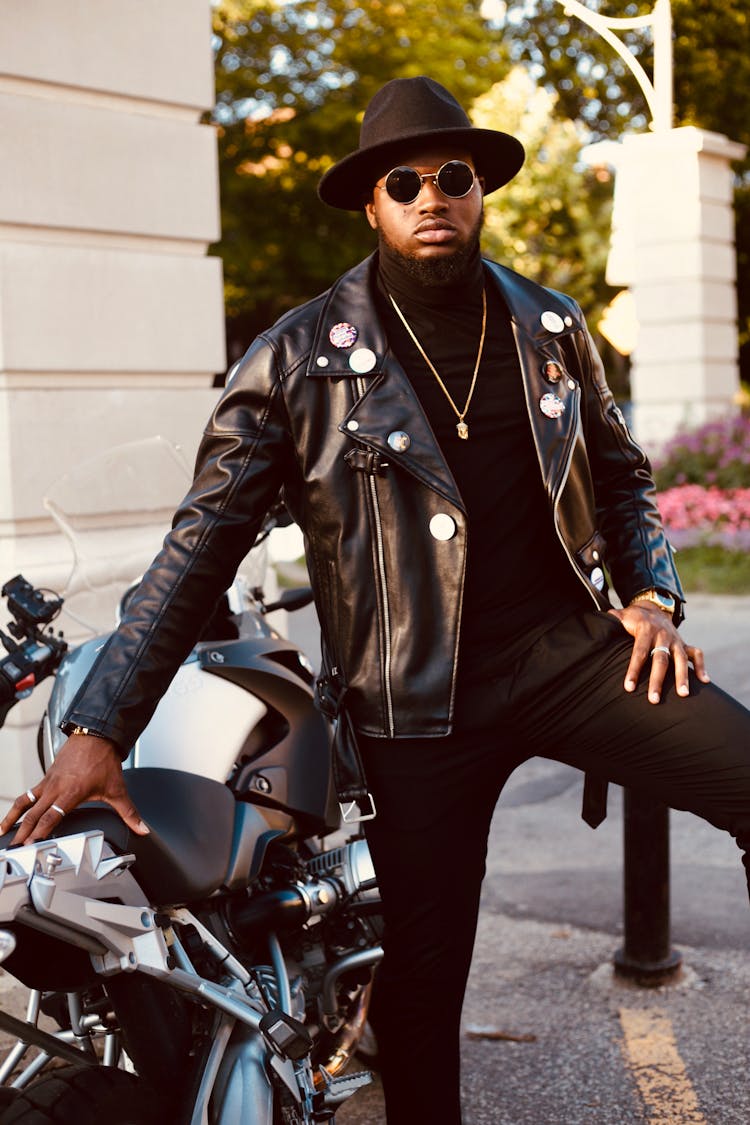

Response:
(8, 787), (149, 846)
(646, 644), (671, 704)
(686, 643), (710, 684)
(623, 630), (653, 695)
(2, 734), (151, 846)
(0, 787), (40, 837)
(671, 642), (690, 698)
(109, 795), (150, 836)
(615, 604), (710, 704)
(624, 640), (710, 705)
(12, 800), (68, 846)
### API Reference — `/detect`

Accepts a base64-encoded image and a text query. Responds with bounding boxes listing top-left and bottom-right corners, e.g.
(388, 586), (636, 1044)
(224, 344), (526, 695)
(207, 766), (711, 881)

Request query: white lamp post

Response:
(553, 0), (745, 445)
(560, 0), (672, 133)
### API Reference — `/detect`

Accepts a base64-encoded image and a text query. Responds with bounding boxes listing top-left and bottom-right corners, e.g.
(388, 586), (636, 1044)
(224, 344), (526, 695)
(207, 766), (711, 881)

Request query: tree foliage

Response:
(477, 69), (615, 321)
(211, 0), (514, 359)
(210, 0), (750, 381)
(501, 0), (750, 377)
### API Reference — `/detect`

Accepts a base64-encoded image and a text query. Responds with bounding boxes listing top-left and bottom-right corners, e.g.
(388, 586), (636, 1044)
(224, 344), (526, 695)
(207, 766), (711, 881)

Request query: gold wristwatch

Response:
(629, 588), (675, 617)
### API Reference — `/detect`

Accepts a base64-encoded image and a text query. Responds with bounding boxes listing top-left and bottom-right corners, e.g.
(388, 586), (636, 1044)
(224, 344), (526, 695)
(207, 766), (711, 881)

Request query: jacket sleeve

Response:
(565, 307), (685, 622)
(62, 336), (294, 753)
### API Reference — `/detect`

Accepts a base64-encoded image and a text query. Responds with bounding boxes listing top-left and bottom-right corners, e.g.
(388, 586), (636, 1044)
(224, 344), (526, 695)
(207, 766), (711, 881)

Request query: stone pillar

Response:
(605, 127), (746, 448)
(0, 2), (226, 801)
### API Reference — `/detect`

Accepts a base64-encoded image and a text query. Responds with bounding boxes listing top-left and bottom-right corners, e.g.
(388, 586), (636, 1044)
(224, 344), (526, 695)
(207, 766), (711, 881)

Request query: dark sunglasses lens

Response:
(436, 161), (475, 198)
(385, 167), (422, 203)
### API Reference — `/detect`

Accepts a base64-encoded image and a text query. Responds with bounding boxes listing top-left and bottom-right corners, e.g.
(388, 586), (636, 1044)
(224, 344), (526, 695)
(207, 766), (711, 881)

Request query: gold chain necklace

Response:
(388, 289), (487, 440)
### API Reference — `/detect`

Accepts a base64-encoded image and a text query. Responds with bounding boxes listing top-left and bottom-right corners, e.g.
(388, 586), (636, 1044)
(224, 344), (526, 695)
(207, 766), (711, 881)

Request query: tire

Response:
(0, 1065), (167, 1125)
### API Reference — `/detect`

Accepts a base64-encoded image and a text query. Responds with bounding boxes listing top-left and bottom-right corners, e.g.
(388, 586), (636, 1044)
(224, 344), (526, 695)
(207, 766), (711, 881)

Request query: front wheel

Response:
(0, 1065), (167, 1125)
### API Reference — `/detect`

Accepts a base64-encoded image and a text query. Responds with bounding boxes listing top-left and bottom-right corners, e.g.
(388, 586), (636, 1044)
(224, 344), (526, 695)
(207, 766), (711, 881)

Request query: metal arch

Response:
(557, 0), (673, 132)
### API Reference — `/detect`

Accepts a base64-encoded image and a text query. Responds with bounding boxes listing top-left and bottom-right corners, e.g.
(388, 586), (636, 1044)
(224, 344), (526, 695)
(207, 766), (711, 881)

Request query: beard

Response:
(378, 212), (484, 287)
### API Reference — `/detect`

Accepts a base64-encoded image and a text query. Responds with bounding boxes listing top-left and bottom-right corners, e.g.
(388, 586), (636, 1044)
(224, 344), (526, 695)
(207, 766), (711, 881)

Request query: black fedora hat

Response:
(318, 75), (525, 211)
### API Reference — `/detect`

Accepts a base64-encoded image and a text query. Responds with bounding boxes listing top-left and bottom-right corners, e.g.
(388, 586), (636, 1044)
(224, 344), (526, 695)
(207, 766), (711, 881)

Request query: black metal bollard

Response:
(613, 788), (682, 985)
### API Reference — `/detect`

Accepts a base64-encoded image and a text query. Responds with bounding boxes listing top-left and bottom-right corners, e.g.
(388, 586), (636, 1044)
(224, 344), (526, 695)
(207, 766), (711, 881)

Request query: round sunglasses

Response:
(377, 160), (477, 205)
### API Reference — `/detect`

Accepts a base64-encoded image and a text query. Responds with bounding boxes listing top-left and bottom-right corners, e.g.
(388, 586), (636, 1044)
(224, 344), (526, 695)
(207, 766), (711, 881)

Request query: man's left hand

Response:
(608, 604), (710, 704)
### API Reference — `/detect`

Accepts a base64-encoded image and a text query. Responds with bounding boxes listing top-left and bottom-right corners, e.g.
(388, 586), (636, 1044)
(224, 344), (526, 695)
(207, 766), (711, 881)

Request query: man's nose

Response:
(418, 178), (447, 209)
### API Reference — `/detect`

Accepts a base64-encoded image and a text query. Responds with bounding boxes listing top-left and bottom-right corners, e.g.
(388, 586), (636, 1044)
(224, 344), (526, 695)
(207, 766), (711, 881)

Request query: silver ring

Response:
(650, 645), (671, 658)
(50, 803), (65, 817)
(25, 789), (37, 805)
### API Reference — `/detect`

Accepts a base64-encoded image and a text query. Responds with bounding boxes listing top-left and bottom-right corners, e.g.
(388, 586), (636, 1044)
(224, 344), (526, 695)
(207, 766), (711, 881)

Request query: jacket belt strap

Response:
(316, 672), (376, 823)
(581, 772), (608, 829)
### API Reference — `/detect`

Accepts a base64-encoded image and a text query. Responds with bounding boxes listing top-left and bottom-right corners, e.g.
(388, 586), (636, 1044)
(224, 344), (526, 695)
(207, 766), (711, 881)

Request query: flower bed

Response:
(653, 414), (750, 491)
(651, 413), (750, 556)
(656, 484), (750, 551)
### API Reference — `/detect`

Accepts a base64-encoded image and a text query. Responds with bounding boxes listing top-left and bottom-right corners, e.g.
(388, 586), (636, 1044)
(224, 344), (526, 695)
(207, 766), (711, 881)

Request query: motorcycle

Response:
(0, 446), (382, 1124)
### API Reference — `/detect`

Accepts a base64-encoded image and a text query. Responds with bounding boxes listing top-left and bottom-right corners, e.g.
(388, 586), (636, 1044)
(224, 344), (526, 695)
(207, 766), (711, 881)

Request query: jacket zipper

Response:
(355, 376), (395, 737)
(513, 325), (600, 609)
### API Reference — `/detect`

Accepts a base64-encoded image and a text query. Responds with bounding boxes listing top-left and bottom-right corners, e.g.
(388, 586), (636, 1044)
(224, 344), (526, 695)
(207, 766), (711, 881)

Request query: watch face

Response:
(635, 590), (674, 613)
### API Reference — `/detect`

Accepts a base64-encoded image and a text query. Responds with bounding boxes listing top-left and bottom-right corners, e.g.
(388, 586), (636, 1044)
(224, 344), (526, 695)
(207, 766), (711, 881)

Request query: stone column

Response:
(0, 2), (225, 800)
(605, 127), (746, 448)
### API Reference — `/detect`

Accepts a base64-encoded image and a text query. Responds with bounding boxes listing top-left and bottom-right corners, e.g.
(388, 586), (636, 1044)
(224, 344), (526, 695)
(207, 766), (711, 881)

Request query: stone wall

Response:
(0, 2), (226, 800)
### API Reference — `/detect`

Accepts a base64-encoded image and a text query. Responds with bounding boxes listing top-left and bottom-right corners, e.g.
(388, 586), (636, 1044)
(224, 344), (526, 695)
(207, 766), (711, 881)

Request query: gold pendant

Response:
(457, 421), (469, 440)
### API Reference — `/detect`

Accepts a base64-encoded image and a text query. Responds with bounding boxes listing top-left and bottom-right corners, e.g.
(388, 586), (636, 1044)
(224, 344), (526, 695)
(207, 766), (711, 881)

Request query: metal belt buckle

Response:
(339, 793), (377, 824)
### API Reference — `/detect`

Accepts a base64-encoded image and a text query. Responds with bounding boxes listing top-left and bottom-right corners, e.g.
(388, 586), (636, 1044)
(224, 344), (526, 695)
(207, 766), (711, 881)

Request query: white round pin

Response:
(349, 348), (377, 374)
(316, 355), (329, 367)
(591, 566), (605, 591)
(429, 514), (456, 541)
(539, 393), (565, 419)
(541, 311), (565, 334)
(346, 420), (360, 432)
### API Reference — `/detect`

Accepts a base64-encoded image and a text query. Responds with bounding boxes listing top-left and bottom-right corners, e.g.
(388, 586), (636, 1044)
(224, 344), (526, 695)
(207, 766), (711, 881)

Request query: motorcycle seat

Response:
(4, 769), (240, 906)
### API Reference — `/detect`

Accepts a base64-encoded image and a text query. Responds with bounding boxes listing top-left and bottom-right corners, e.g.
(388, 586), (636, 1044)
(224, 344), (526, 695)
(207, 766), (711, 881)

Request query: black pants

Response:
(360, 610), (750, 1125)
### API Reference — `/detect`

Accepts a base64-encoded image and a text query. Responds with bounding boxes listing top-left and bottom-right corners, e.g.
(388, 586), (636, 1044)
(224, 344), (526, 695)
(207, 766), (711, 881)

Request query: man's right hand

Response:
(0, 734), (150, 846)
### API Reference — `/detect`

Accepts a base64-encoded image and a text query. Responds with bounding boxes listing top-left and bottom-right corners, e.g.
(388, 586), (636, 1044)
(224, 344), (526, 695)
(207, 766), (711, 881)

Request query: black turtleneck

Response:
(375, 247), (589, 723)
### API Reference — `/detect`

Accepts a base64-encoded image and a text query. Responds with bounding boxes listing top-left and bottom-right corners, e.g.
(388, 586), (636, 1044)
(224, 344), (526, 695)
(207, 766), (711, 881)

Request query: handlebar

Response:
(0, 576), (67, 710)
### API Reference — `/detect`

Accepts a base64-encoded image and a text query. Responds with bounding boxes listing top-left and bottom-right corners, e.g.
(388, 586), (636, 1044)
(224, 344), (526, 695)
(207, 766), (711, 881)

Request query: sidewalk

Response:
(336, 595), (750, 1124)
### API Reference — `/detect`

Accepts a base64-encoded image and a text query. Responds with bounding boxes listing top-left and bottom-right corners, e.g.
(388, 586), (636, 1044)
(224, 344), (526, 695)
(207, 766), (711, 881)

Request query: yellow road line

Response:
(619, 1008), (706, 1124)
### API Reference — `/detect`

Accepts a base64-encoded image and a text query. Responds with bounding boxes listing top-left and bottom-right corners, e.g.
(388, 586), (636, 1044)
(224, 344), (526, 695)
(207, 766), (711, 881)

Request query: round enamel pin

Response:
(539, 392), (565, 419)
(429, 514), (456, 541)
(329, 322), (359, 349)
(387, 430), (411, 453)
(541, 311), (565, 334)
(349, 347), (377, 374)
(543, 360), (563, 384)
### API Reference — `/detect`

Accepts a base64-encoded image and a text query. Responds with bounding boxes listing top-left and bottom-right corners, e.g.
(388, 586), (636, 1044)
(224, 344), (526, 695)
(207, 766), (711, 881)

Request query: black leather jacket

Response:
(64, 253), (683, 752)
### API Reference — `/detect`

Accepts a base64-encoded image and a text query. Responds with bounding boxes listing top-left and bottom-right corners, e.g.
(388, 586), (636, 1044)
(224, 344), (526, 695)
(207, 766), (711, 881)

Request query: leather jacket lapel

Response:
(307, 254), (465, 511)
(485, 260), (582, 499)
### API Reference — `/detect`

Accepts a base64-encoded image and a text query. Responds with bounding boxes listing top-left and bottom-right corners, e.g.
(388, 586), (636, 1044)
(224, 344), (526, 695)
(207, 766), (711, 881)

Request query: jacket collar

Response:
(305, 253), (583, 509)
(306, 255), (387, 380)
(305, 253), (584, 378)
(483, 259), (583, 343)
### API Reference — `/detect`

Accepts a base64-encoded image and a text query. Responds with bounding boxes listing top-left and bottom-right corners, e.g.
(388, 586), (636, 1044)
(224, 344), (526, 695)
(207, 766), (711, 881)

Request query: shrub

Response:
(657, 484), (750, 550)
(653, 414), (750, 490)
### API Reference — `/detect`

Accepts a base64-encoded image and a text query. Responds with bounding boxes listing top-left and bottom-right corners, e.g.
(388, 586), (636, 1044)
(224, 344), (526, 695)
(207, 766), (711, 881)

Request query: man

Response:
(4, 77), (750, 1124)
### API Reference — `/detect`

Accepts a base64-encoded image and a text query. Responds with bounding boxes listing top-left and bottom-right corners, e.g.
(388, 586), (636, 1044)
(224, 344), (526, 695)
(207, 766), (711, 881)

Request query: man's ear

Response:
(478, 175), (486, 195)
(364, 198), (378, 230)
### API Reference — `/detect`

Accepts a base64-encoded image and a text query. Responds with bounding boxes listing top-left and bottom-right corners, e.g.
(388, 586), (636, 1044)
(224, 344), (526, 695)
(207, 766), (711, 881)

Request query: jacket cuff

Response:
(60, 716), (127, 760)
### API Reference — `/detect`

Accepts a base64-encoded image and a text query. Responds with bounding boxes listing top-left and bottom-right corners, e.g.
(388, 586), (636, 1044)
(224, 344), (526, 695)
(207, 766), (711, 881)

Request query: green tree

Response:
(500, 0), (750, 378)
(476, 69), (615, 323)
(211, 0), (513, 359)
